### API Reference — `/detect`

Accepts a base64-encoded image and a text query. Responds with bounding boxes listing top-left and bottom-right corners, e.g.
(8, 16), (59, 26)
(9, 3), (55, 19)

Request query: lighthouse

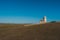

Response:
(43, 16), (46, 23)
(40, 16), (47, 24)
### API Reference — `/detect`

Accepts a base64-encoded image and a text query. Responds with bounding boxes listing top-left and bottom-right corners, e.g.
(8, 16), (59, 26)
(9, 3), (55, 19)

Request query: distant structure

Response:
(40, 16), (47, 24)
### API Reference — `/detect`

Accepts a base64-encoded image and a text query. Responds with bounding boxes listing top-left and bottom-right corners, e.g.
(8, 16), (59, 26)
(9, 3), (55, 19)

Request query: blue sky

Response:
(0, 0), (60, 24)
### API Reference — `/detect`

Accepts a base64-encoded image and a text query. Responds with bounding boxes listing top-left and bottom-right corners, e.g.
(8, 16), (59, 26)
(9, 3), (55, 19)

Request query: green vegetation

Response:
(50, 21), (56, 23)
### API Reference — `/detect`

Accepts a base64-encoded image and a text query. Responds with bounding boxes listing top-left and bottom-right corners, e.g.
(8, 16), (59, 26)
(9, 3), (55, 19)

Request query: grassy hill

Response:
(0, 22), (60, 40)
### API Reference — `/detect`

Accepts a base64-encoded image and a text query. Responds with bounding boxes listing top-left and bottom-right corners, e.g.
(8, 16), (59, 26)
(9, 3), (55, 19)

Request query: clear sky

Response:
(0, 0), (60, 24)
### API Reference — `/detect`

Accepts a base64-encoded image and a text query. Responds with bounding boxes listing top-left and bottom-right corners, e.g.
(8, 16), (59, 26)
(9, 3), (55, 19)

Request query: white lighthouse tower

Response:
(43, 16), (47, 23)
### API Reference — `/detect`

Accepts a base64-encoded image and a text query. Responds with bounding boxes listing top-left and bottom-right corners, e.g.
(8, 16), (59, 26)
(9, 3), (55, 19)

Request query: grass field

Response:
(0, 22), (60, 40)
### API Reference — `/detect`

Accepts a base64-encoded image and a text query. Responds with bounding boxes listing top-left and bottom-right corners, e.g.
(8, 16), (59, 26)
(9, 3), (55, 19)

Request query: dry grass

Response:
(0, 22), (60, 40)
